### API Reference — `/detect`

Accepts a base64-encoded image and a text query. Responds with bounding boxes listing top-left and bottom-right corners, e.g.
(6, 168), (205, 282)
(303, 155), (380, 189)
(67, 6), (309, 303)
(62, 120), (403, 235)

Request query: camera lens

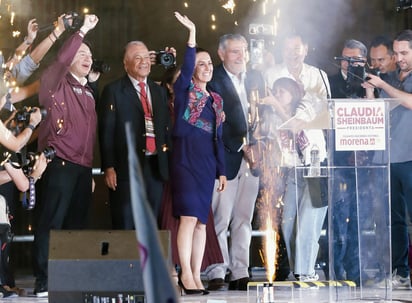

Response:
(43, 146), (56, 160)
(161, 53), (173, 65)
(156, 51), (175, 68)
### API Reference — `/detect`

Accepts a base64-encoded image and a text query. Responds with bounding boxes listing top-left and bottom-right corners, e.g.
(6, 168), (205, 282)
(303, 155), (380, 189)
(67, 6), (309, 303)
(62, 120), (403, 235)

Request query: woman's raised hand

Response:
(174, 11), (195, 32)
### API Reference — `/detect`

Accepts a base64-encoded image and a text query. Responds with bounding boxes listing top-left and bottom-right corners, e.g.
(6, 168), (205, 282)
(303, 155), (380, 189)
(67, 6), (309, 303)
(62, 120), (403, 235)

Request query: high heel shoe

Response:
(177, 273), (203, 295)
(201, 289), (210, 295)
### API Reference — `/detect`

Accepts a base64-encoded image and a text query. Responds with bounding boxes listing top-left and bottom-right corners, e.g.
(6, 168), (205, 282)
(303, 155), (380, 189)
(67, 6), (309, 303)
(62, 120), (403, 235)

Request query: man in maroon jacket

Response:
(33, 14), (99, 298)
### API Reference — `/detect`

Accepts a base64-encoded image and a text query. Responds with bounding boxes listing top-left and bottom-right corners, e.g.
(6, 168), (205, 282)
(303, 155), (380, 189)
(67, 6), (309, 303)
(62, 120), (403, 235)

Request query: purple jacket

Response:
(38, 32), (97, 168)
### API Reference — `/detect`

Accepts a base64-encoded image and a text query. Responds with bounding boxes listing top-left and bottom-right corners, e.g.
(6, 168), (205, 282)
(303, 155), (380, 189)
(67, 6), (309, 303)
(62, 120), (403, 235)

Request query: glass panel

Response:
(278, 99), (392, 301)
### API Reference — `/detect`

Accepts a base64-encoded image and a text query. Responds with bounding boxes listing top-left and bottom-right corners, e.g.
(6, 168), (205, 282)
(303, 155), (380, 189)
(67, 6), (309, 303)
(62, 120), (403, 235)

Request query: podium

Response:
(276, 99), (393, 301)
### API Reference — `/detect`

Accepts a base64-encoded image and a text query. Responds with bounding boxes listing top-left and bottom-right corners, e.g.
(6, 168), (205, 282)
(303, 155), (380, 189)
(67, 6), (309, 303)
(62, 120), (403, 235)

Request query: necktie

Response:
(138, 82), (156, 153)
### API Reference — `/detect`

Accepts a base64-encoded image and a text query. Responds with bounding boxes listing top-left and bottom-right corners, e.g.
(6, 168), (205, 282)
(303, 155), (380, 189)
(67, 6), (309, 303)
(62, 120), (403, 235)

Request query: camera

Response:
(335, 56), (380, 87)
(5, 106), (47, 135)
(249, 24), (274, 36)
(91, 59), (110, 73)
(4, 146), (56, 176)
(250, 39), (265, 65)
(63, 11), (83, 31)
(22, 147), (56, 176)
(347, 64), (380, 87)
(155, 51), (175, 68)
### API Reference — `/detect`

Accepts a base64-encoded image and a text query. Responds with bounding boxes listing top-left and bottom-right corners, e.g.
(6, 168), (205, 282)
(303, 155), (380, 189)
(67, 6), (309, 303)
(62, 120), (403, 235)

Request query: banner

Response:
(126, 123), (178, 303)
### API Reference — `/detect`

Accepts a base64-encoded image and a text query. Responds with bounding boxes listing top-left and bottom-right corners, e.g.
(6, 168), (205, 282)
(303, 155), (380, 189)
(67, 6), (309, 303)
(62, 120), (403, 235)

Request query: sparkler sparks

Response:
(264, 217), (277, 283)
(221, 0), (236, 14)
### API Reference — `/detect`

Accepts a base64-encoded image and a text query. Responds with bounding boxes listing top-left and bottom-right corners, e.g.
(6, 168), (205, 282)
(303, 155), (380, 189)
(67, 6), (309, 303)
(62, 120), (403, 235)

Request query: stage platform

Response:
(4, 271), (412, 303)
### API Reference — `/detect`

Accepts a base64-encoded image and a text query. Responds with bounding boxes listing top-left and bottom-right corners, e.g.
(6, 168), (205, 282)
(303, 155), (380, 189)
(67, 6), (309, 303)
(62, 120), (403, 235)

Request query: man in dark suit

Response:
(98, 41), (171, 229)
(205, 34), (265, 291)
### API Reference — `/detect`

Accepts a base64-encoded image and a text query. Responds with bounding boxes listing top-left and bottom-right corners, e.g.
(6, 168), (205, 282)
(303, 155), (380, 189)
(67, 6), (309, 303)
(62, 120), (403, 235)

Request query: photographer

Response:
(0, 80), (44, 297)
(329, 39), (368, 99)
(0, 85), (42, 153)
(0, 154), (47, 297)
(328, 39), (374, 285)
(363, 29), (412, 289)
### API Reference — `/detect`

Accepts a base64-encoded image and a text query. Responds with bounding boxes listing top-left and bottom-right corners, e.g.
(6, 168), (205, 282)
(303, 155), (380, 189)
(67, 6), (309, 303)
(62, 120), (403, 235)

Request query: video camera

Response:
(347, 64), (380, 84)
(155, 51), (175, 68)
(334, 56), (380, 87)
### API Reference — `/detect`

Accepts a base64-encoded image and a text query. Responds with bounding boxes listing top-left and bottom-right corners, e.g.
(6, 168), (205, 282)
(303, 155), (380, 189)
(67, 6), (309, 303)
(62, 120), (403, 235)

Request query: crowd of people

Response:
(0, 8), (411, 299)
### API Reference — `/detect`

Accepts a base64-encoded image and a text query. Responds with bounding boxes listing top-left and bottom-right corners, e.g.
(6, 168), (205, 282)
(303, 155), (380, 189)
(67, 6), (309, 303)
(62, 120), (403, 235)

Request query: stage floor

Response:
(4, 273), (412, 303)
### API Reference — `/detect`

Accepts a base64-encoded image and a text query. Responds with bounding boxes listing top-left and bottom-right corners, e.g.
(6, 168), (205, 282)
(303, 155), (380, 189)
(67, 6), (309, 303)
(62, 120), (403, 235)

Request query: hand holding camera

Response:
(4, 106), (47, 136)
(28, 152), (48, 180)
(26, 18), (39, 44)
(149, 47), (176, 68)
(28, 107), (42, 129)
(22, 147), (56, 176)
(361, 72), (384, 92)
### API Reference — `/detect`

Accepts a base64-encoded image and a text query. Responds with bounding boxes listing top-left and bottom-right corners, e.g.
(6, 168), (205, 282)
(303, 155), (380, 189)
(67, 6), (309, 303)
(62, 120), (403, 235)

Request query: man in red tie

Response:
(98, 41), (172, 229)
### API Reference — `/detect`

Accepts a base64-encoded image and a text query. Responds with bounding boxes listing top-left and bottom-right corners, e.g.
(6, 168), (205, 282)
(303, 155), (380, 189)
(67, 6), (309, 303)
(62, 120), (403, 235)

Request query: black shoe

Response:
(34, 279), (48, 298)
(207, 278), (226, 291)
(177, 272), (203, 295)
(228, 277), (250, 291)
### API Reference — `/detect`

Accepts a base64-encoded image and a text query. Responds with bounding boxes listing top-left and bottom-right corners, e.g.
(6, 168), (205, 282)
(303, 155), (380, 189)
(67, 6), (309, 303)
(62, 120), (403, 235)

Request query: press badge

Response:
(145, 116), (155, 137)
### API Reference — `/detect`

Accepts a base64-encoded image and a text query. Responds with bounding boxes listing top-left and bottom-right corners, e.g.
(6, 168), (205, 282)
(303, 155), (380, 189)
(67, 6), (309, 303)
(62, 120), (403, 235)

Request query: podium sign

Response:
(334, 101), (386, 151)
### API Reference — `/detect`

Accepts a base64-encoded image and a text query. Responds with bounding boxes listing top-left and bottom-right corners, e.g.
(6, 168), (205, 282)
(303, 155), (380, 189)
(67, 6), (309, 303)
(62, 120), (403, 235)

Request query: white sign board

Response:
(334, 101), (386, 151)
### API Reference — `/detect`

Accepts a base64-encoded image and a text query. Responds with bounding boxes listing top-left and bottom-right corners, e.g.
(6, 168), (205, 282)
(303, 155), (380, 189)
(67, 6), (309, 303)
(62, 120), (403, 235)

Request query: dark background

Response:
(0, 0), (410, 270)
(0, 0), (409, 80)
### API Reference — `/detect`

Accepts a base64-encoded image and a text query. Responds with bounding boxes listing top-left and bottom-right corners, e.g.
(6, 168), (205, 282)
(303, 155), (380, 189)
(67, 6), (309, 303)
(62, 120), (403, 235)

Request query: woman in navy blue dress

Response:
(172, 12), (226, 294)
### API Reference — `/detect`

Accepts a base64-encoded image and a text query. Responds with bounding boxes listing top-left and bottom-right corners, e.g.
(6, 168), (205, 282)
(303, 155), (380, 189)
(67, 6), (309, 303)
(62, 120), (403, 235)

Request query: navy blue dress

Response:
(171, 46), (225, 224)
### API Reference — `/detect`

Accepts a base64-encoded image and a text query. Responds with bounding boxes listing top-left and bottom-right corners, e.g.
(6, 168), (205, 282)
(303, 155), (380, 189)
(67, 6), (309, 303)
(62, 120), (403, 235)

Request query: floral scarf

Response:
(183, 82), (224, 133)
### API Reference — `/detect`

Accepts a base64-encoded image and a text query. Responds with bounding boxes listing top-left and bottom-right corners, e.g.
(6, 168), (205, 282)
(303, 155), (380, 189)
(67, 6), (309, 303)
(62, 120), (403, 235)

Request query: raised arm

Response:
(30, 14), (67, 64)
(173, 12), (196, 87)
(10, 18), (38, 61)
(40, 14), (99, 98)
(174, 11), (196, 47)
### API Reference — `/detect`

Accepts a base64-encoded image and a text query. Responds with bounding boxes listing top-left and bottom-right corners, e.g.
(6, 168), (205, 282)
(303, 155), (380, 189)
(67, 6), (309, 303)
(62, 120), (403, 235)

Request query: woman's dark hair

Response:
(272, 77), (304, 114)
(195, 47), (209, 54)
